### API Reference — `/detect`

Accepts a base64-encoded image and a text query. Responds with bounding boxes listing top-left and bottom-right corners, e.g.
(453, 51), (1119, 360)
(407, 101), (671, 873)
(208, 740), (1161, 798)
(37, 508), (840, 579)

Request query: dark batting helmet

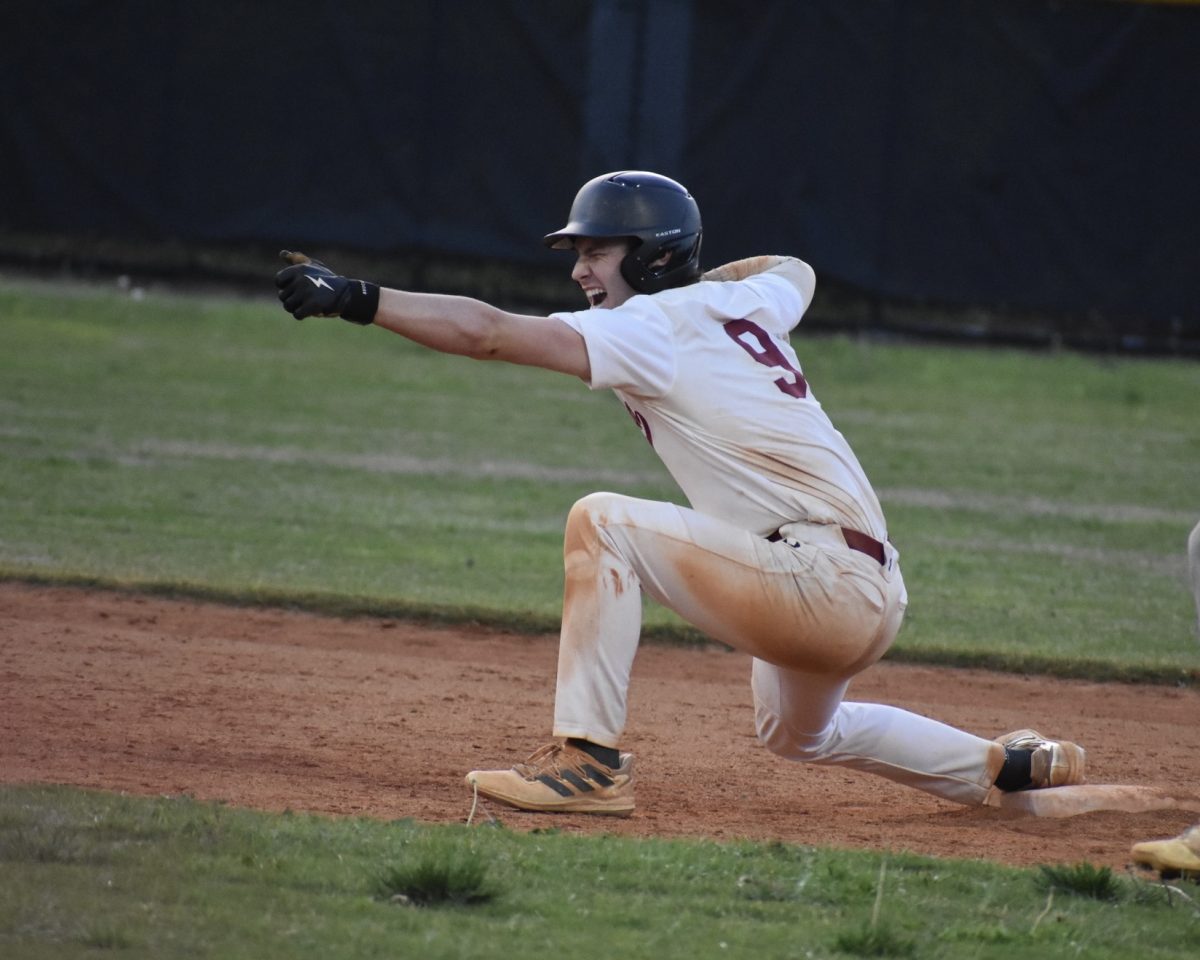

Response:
(543, 171), (703, 294)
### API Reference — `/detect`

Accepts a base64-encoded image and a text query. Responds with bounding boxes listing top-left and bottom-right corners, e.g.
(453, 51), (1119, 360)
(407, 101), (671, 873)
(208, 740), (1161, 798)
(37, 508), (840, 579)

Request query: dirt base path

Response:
(2, 582), (1197, 870)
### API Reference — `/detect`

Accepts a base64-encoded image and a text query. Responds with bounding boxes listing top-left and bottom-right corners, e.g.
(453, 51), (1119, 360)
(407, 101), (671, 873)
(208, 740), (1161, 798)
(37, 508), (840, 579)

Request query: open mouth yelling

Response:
(584, 286), (607, 308)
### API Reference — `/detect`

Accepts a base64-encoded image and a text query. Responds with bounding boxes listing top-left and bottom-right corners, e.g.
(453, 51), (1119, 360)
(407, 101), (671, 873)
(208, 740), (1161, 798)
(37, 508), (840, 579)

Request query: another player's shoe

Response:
(995, 729), (1086, 788)
(1131, 824), (1200, 879)
(465, 741), (635, 816)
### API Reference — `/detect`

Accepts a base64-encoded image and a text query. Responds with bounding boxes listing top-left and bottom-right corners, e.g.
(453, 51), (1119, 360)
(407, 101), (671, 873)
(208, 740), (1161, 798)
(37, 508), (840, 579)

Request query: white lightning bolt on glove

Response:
(274, 250), (379, 325)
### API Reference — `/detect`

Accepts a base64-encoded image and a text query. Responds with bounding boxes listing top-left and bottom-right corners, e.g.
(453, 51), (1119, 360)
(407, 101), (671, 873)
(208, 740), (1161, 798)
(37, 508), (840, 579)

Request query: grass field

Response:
(3, 785), (1198, 960)
(2, 275), (1199, 958)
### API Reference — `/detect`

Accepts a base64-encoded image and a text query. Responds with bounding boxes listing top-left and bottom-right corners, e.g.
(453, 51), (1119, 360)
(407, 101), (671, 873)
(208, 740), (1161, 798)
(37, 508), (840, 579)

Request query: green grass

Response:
(1037, 862), (1125, 902)
(2, 785), (1197, 960)
(1, 276), (1198, 680)
(372, 846), (496, 907)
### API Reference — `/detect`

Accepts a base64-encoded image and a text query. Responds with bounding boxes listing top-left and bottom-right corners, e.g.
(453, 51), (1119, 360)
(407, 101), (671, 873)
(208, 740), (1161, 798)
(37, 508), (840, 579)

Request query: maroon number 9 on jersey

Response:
(723, 319), (809, 399)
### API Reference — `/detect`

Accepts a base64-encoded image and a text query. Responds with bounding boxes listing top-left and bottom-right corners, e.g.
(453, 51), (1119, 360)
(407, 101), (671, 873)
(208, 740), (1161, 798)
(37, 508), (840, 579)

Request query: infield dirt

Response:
(2, 581), (1197, 870)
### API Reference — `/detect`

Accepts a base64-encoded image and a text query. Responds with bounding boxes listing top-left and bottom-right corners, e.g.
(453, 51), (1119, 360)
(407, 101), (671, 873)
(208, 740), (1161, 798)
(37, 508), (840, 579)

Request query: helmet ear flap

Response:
(620, 232), (703, 294)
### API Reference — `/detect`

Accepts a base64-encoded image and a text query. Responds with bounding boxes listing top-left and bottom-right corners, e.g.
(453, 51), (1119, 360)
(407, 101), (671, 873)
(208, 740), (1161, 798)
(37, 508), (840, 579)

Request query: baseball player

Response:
(1190, 520), (1200, 638)
(275, 170), (1085, 816)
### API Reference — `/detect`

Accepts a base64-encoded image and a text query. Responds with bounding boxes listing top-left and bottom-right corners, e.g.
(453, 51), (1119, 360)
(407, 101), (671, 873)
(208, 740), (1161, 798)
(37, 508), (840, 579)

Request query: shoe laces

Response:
(513, 741), (605, 781)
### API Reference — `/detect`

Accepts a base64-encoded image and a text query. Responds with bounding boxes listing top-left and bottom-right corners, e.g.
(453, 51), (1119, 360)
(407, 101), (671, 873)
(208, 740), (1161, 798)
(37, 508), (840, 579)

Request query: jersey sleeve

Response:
(691, 269), (810, 338)
(738, 270), (811, 335)
(551, 300), (677, 398)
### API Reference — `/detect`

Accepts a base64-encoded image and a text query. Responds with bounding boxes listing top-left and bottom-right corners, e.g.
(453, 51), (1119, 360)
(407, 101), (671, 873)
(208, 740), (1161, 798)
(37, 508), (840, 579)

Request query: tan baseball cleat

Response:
(996, 729), (1086, 788)
(1131, 825), (1200, 879)
(465, 740), (635, 816)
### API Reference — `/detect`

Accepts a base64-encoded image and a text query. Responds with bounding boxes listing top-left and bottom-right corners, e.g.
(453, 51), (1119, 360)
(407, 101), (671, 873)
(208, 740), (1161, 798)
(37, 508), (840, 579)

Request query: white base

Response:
(983, 784), (1200, 818)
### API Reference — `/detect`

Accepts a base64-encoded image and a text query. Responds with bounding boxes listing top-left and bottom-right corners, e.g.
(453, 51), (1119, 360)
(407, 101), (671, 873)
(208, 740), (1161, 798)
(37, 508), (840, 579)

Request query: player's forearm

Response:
(702, 255), (788, 282)
(373, 288), (509, 359)
(373, 288), (590, 377)
(703, 255), (816, 306)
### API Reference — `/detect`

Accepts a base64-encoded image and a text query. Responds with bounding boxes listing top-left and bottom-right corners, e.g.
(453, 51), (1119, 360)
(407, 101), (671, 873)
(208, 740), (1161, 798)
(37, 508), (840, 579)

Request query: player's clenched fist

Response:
(274, 250), (379, 325)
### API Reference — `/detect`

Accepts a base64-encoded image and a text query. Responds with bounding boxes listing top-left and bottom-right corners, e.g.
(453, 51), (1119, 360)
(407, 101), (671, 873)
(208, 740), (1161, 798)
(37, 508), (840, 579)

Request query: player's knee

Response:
(755, 712), (788, 756)
(568, 491), (617, 521)
(565, 492), (626, 539)
(755, 710), (825, 762)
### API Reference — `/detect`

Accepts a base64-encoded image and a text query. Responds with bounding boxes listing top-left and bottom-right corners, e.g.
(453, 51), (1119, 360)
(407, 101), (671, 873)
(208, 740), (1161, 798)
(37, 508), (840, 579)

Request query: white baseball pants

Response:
(552, 492), (1005, 805)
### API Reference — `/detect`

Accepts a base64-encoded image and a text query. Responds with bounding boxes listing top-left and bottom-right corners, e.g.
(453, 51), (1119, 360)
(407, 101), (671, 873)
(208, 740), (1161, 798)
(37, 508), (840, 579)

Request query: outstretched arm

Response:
(274, 251), (590, 380)
(373, 288), (589, 378)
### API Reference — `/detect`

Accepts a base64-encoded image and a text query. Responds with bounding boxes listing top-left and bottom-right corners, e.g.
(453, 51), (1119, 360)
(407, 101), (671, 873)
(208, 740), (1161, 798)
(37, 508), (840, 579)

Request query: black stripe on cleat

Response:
(536, 774), (575, 798)
(581, 765), (615, 787)
(559, 769), (595, 793)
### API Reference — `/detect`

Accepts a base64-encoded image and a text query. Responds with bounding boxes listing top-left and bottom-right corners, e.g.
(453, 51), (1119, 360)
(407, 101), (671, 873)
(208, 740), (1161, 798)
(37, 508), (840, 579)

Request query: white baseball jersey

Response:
(552, 267), (887, 540)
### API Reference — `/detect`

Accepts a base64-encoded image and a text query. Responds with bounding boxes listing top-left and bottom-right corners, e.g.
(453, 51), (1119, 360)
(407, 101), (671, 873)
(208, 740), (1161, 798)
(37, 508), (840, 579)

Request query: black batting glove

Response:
(274, 250), (380, 325)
